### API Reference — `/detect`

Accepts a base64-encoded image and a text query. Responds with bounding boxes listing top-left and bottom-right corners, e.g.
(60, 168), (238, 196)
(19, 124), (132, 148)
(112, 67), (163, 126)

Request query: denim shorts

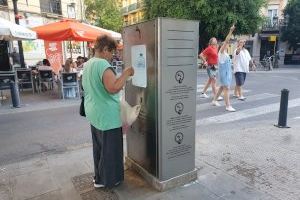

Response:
(234, 72), (247, 86)
(206, 67), (218, 78)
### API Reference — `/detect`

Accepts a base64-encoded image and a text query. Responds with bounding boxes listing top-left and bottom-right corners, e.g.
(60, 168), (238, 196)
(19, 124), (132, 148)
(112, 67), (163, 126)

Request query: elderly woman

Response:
(199, 37), (222, 100)
(82, 35), (134, 188)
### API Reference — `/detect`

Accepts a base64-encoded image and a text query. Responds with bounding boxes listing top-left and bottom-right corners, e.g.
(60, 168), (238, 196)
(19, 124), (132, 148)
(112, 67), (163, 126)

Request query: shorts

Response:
(235, 72), (247, 86)
(206, 66), (218, 78)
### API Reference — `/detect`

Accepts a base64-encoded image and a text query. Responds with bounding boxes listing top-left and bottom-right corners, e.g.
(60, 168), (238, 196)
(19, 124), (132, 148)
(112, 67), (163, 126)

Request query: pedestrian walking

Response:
(212, 25), (236, 112)
(82, 35), (134, 188)
(199, 37), (222, 100)
(233, 39), (253, 100)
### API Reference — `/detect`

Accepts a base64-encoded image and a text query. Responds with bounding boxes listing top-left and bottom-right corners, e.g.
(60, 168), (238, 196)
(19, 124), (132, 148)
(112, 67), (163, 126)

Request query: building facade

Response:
(0, 0), (85, 66)
(258, 0), (288, 61)
(120, 0), (145, 26)
(236, 0), (289, 65)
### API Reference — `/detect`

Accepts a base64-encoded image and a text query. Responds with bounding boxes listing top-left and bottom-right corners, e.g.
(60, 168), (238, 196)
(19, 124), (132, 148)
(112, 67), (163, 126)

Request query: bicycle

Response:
(263, 55), (274, 71)
(253, 56), (274, 71)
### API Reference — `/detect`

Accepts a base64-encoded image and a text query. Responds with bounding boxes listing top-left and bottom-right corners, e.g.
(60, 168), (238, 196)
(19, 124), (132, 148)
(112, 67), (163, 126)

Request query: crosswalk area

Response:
(195, 84), (300, 126)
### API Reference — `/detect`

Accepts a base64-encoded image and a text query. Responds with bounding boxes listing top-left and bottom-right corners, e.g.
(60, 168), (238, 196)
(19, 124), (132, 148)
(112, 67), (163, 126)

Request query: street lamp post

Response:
(12, 0), (26, 68)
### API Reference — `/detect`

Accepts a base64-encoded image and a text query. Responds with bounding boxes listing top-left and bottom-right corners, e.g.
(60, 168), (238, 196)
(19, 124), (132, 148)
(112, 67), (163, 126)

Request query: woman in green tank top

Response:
(82, 35), (134, 188)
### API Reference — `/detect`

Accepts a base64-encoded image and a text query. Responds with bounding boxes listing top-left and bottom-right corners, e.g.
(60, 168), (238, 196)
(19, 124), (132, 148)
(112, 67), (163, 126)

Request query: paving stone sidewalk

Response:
(1, 121), (299, 200)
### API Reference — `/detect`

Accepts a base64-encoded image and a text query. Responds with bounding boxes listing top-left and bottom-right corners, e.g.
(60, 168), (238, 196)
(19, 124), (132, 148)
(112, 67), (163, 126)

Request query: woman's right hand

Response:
(124, 67), (134, 77)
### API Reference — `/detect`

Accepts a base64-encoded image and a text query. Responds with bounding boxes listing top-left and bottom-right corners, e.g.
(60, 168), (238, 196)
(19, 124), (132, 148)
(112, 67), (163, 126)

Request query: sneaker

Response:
(94, 183), (105, 188)
(212, 100), (221, 106)
(200, 92), (209, 98)
(238, 96), (246, 101)
(233, 94), (239, 98)
(217, 96), (223, 101)
(226, 106), (236, 112)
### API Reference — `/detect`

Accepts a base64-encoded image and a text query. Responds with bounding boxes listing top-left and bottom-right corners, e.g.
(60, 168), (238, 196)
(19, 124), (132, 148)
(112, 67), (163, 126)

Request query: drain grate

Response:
(71, 173), (118, 200)
(81, 189), (118, 200)
(72, 172), (94, 193)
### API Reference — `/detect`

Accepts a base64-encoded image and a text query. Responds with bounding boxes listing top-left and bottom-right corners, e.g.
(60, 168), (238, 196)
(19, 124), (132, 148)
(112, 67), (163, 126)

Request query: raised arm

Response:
(219, 25), (235, 54)
(103, 67), (134, 94)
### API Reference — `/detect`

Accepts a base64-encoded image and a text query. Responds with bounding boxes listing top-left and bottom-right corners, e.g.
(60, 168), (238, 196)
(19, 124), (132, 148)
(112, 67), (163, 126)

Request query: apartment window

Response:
(0, 0), (8, 6)
(67, 3), (76, 19)
(268, 9), (278, 18)
(40, 0), (62, 15)
(123, 0), (128, 7)
(268, 7), (278, 25)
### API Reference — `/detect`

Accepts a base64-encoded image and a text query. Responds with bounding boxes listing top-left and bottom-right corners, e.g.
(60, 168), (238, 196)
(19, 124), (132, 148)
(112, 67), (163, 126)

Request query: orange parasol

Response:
(31, 19), (110, 42)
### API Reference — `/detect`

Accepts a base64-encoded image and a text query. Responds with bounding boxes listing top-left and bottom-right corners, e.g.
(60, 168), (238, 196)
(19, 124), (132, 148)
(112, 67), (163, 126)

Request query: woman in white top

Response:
(212, 25), (236, 112)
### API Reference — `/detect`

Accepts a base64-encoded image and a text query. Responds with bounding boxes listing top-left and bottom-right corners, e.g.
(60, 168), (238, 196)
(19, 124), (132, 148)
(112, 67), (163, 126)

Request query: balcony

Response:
(0, 0), (7, 6)
(40, 0), (62, 16)
(121, 6), (128, 14)
(122, 1), (145, 15)
(261, 18), (285, 32)
(128, 3), (137, 12)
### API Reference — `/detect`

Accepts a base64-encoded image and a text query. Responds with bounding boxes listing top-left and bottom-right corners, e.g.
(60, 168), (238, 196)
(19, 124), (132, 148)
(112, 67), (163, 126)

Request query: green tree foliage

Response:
(144, 0), (266, 49)
(281, 0), (300, 52)
(84, 0), (123, 32)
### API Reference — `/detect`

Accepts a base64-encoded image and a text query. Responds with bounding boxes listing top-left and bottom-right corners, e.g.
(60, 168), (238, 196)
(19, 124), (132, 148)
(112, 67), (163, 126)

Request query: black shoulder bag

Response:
(79, 79), (86, 117)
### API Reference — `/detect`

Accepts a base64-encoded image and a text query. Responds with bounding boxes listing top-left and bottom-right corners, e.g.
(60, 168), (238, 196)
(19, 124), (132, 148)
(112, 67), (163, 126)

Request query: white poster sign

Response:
(131, 45), (147, 88)
(19, 17), (45, 65)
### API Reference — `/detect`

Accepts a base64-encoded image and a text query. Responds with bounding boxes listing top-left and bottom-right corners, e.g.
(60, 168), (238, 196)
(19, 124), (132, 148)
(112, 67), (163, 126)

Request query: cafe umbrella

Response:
(31, 19), (121, 57)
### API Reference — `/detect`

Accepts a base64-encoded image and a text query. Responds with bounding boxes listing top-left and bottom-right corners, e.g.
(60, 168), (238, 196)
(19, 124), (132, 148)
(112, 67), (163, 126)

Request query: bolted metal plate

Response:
(71, 173), (118, 200)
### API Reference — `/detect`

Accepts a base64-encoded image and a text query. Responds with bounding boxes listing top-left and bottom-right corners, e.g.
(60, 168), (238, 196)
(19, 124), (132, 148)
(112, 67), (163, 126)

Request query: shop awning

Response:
(259, 33), (279, 39)
(0, 17), (37, 40)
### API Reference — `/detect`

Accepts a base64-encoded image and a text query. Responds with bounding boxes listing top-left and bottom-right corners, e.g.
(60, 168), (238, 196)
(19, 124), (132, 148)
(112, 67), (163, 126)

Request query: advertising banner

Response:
(44, 41), (63, 74)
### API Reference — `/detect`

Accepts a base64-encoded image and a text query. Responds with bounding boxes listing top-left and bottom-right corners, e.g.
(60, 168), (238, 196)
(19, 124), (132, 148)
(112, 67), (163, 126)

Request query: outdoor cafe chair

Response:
(38, 69), (54, 93)
(16, 69), (34, 94)
(61, 72), (80, 99)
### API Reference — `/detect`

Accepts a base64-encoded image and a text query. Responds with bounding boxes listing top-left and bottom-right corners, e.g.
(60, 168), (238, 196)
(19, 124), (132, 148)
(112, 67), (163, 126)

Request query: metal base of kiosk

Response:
(126, 157), (198, 192)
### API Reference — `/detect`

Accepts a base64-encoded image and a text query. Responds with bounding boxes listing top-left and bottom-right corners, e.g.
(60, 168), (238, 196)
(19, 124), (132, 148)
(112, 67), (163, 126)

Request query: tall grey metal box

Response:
(123, 18), (198, 188)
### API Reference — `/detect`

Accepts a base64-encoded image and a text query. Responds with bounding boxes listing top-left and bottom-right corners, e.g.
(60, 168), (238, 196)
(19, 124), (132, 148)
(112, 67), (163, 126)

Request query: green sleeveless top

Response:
(82, 57), (121, 131)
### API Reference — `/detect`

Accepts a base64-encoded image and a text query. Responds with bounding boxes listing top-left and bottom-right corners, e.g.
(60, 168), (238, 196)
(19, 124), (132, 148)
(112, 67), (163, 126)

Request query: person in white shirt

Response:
(233, 39), (253, 101)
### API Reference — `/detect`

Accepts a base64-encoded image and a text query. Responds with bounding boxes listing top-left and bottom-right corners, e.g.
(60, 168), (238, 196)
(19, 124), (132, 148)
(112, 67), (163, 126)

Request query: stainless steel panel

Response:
(158, 18), (198, 180)
(123, 20), (158, 176)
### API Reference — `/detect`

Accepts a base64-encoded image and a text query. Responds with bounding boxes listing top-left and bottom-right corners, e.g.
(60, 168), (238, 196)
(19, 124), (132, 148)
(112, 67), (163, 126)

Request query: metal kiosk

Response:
(123, 18), (199, 191)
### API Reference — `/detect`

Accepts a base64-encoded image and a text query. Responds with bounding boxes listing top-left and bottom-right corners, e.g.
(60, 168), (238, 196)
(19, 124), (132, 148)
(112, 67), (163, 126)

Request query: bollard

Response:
(10, 82), (21, 108)
(275, 89), (290, 128)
